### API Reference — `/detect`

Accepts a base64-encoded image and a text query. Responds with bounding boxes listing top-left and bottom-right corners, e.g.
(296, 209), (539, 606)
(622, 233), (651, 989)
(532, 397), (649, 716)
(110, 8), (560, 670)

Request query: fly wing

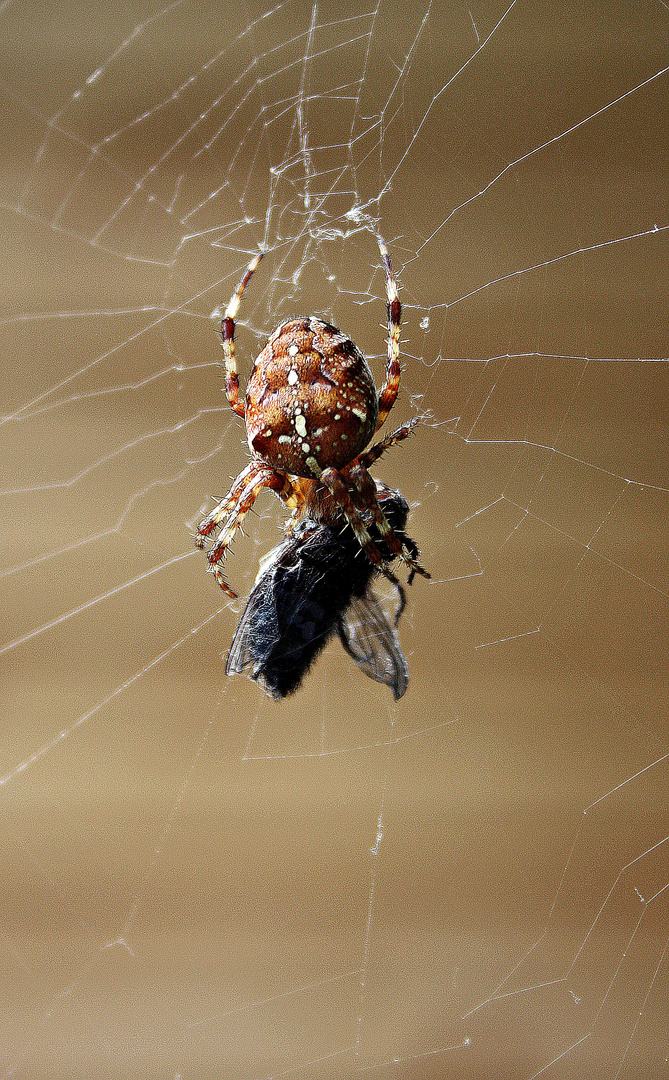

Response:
(338, 591), (409, 700)
(226, 585), (276, 677)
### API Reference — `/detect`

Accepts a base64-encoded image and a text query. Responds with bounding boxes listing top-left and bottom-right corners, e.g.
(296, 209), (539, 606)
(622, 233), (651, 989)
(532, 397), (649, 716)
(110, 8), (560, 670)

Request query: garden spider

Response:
(196, 238), (430, 598)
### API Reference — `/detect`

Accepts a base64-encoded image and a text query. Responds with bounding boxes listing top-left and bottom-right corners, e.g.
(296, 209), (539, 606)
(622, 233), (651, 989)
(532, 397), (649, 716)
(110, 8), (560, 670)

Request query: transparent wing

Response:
(338, 591), (409, 701)
(225, 539), (288, 679)
(226, 588), (275, 677)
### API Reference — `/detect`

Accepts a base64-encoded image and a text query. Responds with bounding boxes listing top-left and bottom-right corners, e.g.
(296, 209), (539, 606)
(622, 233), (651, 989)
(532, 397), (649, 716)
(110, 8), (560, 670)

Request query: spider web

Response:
(1, 0), (668, 1076)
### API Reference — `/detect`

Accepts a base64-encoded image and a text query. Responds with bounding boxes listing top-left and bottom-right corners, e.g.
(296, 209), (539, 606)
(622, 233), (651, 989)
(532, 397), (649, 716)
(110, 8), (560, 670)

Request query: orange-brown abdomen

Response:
(245, 317), (379, 476)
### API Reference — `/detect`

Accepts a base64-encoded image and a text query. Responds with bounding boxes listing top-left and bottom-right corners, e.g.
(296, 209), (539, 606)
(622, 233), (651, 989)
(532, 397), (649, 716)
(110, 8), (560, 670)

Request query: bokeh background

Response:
(1, 1), (668, 1076)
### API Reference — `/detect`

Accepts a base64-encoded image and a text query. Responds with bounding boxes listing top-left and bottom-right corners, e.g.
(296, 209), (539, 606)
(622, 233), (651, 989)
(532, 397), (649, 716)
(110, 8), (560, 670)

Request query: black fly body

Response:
(226, 484), (421, 700)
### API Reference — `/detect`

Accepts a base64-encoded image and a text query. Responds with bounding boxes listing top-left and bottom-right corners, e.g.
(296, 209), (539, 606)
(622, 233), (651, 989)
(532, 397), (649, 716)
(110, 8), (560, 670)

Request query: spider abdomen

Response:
(245, 316), (379, 476)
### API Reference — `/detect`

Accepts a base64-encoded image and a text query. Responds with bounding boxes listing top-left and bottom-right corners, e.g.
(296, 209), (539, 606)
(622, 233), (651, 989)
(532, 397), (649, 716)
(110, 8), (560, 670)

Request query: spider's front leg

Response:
(345, 461), (431, 582)
(314, 464), (425, 589)
(315, 465), (388, 574)
(195, 460), (286, 598)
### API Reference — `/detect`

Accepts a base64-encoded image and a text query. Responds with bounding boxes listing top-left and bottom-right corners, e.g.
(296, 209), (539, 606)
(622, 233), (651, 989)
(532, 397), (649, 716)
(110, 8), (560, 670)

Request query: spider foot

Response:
(209, 563), (238, 599)
(403, 554), (430, 582)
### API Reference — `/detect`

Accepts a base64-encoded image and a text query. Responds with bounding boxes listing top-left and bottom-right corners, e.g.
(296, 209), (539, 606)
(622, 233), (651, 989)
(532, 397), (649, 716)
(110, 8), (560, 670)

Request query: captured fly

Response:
(226, 484), (423, 700)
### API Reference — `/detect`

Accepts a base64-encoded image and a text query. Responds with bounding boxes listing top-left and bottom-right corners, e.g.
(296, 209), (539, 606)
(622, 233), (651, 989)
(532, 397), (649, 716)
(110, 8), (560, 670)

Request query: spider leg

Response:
(374, 479), (423, 582)
(221, 252), (263, 418)
(375, 239), (401, 432)
(315, 465), (390, 578)
(345, 461), (431, 582)
(195, 461), (262, 543)
(357, 417), (419, 470)
(195, 460), (282, 598)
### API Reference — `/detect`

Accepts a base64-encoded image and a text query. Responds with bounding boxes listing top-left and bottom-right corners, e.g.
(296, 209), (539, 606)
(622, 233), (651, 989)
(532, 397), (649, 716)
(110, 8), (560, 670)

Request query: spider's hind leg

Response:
(220, 251), (264, 417)
(376, 240), (402, 432)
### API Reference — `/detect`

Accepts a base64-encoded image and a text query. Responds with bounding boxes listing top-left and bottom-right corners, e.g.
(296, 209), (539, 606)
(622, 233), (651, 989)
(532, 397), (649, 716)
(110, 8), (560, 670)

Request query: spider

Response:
(195, 238), (430, 598)
(226, 482), (419, 700)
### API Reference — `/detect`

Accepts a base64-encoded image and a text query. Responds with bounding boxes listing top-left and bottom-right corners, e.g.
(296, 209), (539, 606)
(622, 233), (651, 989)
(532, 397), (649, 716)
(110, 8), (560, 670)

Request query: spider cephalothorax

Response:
(196, 238), (429, 598)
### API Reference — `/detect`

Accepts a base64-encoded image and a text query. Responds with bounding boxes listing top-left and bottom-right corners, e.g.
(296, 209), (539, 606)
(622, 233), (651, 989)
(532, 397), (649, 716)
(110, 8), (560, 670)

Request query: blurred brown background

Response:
(1, 1), (668, 1076)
